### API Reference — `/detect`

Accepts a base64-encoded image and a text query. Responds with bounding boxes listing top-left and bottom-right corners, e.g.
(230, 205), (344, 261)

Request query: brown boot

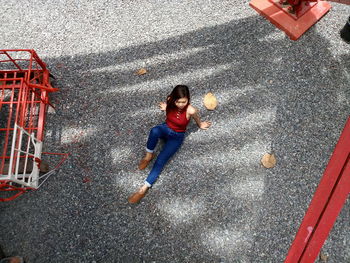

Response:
(128, 189), (148, 204)
(138, 154), (154, 170)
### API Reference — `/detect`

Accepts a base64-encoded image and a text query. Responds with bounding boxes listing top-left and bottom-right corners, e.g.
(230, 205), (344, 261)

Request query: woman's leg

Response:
(145, 133), (184, 187)
(129, 127), (184, 204)
(139, 124), (166, 170)
(146, 124), (167, 152)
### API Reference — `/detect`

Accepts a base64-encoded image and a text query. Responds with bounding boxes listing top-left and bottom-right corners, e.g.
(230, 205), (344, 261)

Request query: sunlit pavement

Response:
(1, 1), (349, 262)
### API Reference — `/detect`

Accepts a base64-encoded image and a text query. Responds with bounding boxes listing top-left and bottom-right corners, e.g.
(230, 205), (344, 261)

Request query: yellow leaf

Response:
(261, 153), (276, 168)
(203, 92), (218, 110)
(319, 252), (329, 262)
(136, 68), (147, 75)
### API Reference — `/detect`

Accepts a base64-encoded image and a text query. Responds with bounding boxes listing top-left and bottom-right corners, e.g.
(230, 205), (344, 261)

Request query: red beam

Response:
(285, 117), (350, 262)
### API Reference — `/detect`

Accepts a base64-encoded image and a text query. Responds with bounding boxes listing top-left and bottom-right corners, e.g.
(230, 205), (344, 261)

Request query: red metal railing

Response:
(0, 49), (62, 201)
(285, 117), (350, 262)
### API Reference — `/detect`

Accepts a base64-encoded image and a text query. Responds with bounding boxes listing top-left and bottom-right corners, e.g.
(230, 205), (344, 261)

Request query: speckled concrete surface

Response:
(0, 1), (349, 262)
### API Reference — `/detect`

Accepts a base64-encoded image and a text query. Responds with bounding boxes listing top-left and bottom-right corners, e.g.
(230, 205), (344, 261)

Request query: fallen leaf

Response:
(319, 252), (329, 262)
(261, 153), (276, 168)
(203, 92), (218, 110)
(136, 68), (147, 75)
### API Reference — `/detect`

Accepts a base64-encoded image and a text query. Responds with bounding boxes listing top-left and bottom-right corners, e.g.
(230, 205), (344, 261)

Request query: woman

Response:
(128, 85), (211, 203)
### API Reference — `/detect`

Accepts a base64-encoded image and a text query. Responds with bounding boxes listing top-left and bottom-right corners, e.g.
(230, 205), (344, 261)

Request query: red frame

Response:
(0, 49), (58, 200)
(285, 117), (350, 262)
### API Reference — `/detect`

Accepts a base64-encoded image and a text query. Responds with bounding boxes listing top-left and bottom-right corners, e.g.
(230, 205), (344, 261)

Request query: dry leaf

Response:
(136, 68), (147, 75)
(261, 153), (276, 168)
(203, 92), (218, 110)
(319, 252), (329, 262)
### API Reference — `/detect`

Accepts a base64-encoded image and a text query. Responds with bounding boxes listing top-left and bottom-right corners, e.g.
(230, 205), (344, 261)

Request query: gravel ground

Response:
(1, 1), (349, 262)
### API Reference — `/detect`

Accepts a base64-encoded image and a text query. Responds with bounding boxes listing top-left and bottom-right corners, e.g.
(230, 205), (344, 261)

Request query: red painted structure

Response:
(0, 49), (64, 201)
(285, 117), (350, 262)
(250, 0), (331, 40)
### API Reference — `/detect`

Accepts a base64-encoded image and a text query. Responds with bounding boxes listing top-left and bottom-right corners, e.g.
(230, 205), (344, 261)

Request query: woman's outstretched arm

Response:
(189, 106), (211, 130)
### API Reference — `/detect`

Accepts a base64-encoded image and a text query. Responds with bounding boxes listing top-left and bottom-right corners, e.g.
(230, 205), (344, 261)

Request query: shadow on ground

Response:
(0, 15), (349, 263)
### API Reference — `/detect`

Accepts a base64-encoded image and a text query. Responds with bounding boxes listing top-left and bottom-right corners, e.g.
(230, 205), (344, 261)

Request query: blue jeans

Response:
(144, 123), (185, 187)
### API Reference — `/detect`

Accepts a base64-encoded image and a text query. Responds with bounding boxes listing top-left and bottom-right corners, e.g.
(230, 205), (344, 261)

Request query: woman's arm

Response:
(159, 102), (167, 111)
(188, 106), (211, 130)
(159, 96), (170, 111)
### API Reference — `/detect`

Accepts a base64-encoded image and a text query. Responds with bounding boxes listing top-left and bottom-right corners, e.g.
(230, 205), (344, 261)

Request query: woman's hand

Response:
(200, 121), (212, 130)
(159, 102), (167, 111)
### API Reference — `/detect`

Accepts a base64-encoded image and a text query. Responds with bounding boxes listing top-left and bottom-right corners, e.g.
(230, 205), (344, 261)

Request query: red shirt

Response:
(166, 106), (190, 132)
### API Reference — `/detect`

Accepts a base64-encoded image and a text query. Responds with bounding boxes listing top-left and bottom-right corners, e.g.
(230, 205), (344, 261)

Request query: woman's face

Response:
(175, 97), (188, 110)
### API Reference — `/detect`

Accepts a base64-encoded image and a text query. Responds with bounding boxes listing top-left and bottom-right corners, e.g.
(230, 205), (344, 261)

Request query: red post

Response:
(285, 117), (350, 263)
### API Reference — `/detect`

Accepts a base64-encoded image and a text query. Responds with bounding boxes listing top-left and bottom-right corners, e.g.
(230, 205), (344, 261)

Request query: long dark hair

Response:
(166, 85), (190, 114)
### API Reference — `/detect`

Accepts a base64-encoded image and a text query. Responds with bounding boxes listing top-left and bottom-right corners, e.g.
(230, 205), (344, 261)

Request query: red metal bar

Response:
(0, 128), (39, 131)
(0, 181), (32, 202)
(0, 100), (42, 105)
(285, 117), (350, 263)
(37, 90), (47, 141)
(27, 87), (37, 134)
(1, 81), (19, 172)
(1, 51), (23, 71)
(29, 83), (58, 92)
(301, 156), (350, 262)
